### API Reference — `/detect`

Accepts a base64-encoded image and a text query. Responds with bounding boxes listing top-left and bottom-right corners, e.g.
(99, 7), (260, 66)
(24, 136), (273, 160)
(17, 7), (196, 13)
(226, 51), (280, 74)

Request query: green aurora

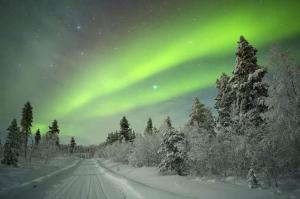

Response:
(1, 0), (300, 142)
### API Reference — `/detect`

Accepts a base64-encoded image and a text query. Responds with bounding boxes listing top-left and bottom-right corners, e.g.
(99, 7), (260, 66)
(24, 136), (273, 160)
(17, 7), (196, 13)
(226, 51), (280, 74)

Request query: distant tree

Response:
(106, 131), (120, 145)
(34, 129), (41, 146)
(144, 118), (154, 136)
(48, 120), (60, 146)
(21, 101), (33, 158)
(189, 97), (206, 127)
(70, 137), (76, 153)
(1, 119), (20, 166)
(159, 117), (187, 175)
(189, 97), (215, 135)
(119, 116), (135, 142)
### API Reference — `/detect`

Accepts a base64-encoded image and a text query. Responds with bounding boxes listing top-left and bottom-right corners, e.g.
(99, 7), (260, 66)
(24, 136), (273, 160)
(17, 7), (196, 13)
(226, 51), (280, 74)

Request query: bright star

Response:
(153, 85), (158, 89)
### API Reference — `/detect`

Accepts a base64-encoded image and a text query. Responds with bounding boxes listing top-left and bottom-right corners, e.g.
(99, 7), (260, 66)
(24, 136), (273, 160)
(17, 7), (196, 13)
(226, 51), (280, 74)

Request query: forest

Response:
(99, 36), (300, 188)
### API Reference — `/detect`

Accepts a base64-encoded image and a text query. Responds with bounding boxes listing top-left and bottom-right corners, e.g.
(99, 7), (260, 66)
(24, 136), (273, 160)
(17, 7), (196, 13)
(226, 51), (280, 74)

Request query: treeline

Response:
(99, 36), (300, 188)
(0, 103), (78, 166)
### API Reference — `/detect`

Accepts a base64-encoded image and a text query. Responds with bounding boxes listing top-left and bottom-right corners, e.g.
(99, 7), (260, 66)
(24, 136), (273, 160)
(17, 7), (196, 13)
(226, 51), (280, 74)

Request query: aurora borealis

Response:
(1, 0), (300, 144)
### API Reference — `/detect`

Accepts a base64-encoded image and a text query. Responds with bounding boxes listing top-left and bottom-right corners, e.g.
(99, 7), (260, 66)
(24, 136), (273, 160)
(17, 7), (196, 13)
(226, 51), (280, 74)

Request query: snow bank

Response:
(98, 158), (299, 199)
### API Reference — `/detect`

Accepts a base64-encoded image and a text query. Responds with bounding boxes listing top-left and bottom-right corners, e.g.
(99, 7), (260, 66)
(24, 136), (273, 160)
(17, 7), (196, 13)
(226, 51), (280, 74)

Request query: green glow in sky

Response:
(2, 0), (299, 140)
(44, 0), (300, 121)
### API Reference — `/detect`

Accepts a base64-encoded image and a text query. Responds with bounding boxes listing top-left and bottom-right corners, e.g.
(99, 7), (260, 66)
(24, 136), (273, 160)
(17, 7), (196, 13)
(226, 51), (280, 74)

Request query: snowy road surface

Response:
(0, 159), (187, 199)
(0, 158), (289, 199)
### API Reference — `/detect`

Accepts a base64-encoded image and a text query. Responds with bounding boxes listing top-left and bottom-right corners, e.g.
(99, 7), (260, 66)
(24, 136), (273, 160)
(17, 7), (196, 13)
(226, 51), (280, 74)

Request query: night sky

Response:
(1, 0), (300, 144)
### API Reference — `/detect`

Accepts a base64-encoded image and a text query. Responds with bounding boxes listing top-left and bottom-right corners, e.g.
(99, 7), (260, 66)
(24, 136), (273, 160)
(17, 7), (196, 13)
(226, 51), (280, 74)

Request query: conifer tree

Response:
(189, 97), (215, 135)
(34, 129), (41, 146)
(159, 117), (187, 175)
(119, 116), (135, 142)
(48, 120), (60, 146)
(21, 101), (33, 158)
(231, 36), (268, 131)
(1, 119), (20, 166)
(144, 118), (154, 136)
(70, 137), (76, 153)
(215, 73), (234, 128)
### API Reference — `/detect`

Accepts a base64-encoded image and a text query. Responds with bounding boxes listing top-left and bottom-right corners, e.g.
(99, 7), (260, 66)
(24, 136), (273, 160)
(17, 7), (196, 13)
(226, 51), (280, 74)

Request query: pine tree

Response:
(106, 131), (120, 145)
(119, 116), (134, 142)
(144, 118), (154, 136)
(21, 101), (33, 158)
(1, 119), (20, 166)
(231, 36), (268, 132)
(48, 120), (60, 146)
(215, 73), (234, 128)
(159, 117), (187, 175)
(34, 129), (41, 146)
(189, 97), (215, 135)
(189, 97), (205, 127)
(70, 137), (76, 153)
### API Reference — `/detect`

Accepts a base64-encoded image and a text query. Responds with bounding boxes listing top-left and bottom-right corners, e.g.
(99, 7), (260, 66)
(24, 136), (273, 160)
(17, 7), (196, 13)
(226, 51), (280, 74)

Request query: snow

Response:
(1, 158), (299, 199)
(0, 156), (79, 192)
(98, 158), (300, 199)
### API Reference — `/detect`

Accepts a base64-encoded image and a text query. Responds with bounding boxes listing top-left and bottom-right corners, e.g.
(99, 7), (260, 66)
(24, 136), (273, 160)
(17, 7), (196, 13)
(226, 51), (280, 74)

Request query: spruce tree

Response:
(1, 119), (19, 166)
(70, 137), (76, 153)
(120, 116), (134, 142)
(48, 120), (60, 146)
(159, 117), (187, 175)
(189, 97), (215, 135)
(34, 129), (41, 146)
(189, 97), (205, 127)
(232, 36), (268, 129)
(215, 73), (234, 128)
(144, 118), (154, 136)
(21, 102), (33, 158)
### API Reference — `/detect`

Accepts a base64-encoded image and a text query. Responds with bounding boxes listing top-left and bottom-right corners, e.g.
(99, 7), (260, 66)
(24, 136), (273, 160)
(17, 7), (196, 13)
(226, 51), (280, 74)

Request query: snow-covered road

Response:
(0, 159), (187, 199)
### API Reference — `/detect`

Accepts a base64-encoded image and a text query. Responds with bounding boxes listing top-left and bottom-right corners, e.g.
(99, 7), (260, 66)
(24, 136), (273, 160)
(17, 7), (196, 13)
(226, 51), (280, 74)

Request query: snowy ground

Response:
(98, 159), (300, 199)
(0, 158), (299, 199)
(0, 156), (80, 192)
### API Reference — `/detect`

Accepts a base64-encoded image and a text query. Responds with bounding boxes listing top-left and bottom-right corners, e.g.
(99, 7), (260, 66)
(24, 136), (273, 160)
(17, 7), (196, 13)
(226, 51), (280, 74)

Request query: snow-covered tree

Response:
(159, 117), (187, 175)
(20, 101), (33, 158)
(247, 168), (258, 188)
(144, 117), (154, 136)
(1, 119), (20, 166)
(129, 133), (162, 167)
(215, 73), (234, 128)
(231, 36), (268, 139)
(256, 48), (300, 186)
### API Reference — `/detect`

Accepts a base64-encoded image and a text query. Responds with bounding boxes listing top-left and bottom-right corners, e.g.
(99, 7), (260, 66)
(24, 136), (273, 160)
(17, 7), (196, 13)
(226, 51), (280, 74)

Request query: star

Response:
(152, 85), (158, 90)
(76, 25), (81, 31)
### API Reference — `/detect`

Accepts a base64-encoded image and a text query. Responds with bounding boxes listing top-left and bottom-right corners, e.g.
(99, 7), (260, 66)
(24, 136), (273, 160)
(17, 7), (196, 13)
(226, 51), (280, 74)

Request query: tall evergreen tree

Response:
(231, 36), (268, 131)
(21, 101), (33, 158)
(34, 129), (41, 146)
(119, 116), (135, 142)
(159, 117), (187, 175)
(144, 118), (154, 136)
(215, 73), (234, 128)
(70, 137), (76, 153)
(1, 119), (20, 166)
